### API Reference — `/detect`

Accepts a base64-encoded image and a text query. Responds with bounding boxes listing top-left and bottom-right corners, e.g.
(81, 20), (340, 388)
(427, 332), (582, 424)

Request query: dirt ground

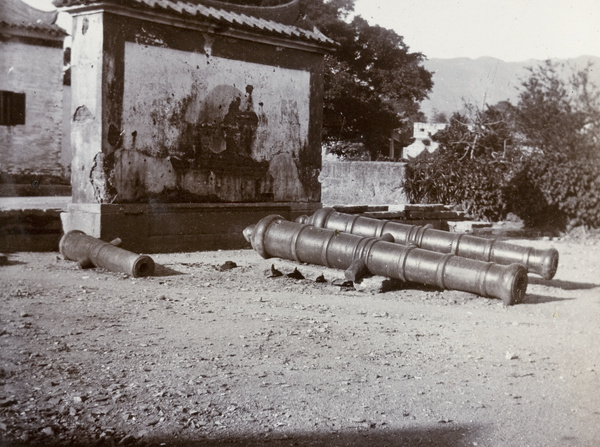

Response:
(0, 231), (599, 447)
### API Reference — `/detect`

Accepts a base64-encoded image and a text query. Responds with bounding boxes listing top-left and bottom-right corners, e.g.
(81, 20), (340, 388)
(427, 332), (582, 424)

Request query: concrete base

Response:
(61, 202), (320, 253)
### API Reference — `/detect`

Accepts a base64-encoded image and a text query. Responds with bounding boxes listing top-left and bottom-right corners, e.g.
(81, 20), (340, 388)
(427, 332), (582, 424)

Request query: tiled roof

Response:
(0, 0), (67, 37)
(52, 0), (335, 48)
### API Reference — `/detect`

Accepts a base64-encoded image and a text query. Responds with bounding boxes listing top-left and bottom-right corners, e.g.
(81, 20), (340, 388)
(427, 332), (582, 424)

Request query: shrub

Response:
(503, 152), (600, 229)
(404, 151), (514, 221)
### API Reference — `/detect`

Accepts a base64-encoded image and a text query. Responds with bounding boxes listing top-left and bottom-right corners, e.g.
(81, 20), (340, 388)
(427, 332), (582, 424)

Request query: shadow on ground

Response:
(153, 264), (185, 277)
(521, 294), (575, 305)
(528, 276), (599, 291)
(1, 423), (483, 447)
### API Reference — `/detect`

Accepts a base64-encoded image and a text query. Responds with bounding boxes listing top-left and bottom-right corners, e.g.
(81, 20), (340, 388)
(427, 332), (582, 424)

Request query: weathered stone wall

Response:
(70, 12), (323, 206)
(320, 160), (408, 205)
(0, 40), (67, 179)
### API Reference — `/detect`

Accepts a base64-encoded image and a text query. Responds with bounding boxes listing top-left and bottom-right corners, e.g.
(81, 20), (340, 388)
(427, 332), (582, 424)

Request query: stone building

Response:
(0, 0), (69, 196)
(55, 0), (335, 252)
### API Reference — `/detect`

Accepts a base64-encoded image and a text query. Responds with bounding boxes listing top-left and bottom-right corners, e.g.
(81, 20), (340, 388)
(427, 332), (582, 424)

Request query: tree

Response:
(515, 60), (599, 160)
(505, 60), (600, 229)
(298, 0), (433, 159)
(404, 103), (518, 221)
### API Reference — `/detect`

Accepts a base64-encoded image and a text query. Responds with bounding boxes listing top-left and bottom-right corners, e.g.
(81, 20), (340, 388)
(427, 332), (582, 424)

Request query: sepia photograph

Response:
(1, 1), (599, 445)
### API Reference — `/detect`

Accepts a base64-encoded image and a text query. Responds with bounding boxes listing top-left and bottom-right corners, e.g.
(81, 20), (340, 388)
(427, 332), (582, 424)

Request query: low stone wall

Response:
(320, 160), (407, 206)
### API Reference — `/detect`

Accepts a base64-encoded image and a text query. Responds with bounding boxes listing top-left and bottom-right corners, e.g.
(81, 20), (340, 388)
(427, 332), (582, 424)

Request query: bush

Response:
(404, 151), (513, 221)
(501, 158), (564, 228)
(504, 153), (600, 229)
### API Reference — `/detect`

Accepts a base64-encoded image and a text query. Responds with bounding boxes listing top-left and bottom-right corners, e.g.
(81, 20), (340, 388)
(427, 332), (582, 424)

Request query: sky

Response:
(353, 0), (600, 61)
(24, 0), (600, 62)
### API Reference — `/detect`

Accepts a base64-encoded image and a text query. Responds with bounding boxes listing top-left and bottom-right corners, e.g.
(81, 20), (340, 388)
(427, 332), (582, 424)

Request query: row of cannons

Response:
(243, 208), (559, 306)
(59, 207), (559, 306)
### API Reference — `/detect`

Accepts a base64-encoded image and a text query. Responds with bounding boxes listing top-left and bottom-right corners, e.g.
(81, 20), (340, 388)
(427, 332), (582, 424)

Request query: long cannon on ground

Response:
(244, 215), (528, 306)
(297, 208), (559, 280)
(60, 230), (155, 277)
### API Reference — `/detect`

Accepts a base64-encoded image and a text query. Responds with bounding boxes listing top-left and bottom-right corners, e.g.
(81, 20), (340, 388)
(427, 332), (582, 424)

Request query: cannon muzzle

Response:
(298, 208), (559, 280)
(245, 215), (528, 306)
(59, 230), (155, 277)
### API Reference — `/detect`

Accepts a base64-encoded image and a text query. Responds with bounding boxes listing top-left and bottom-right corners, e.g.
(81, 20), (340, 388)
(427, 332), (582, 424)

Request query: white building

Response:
(403, 122), (447, 158)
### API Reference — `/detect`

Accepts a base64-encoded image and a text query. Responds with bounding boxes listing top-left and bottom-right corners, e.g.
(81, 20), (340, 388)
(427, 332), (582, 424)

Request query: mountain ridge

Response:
(419, 55), (600, 120)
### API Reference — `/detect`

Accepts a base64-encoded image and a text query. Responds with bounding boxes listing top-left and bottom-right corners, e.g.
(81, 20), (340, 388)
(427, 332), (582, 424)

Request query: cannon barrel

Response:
(59, 230), (155, 277)
(297, 208), (559, 280)
(244, 215), (528, 305)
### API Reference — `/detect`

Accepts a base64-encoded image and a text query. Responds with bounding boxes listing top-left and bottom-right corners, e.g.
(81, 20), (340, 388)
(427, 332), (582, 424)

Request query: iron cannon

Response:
(244, 215), (528, 305)
(59, 230), (155, 277)
(297, 208), (559, 280)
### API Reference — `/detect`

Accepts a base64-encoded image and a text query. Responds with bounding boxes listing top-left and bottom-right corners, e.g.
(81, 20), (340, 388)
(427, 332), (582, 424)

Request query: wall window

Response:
(0, 91), (26, 126)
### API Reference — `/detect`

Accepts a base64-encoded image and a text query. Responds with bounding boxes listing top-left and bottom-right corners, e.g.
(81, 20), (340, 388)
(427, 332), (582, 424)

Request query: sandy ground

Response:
(0, 233), (599, 447)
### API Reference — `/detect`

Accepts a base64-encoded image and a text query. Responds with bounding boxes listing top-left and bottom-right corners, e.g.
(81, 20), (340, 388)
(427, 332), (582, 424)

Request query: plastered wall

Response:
(320, 160), (408, 205)
(69, 12), (324, 206)
(115, 43), (311, 203)
(0, 40), (67, 179)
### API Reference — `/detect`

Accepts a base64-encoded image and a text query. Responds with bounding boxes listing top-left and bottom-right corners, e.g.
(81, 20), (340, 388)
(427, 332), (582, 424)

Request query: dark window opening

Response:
(0, 91), (26, 126)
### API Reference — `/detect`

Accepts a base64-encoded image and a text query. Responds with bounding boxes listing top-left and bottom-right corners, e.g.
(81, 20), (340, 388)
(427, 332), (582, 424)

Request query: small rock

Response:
(315, 274), (327, 283)
(42, 427), (54, 436)
(267, 264), (283, 278)
(218, 261), (237, 271)
(286, 268), (305, 280)
(505, 351), (519, 360)
(119, 434), (137, 445)
(0, 398), (17, 407)
(146, 417), (160, 426)
(332, 279), (354, 288)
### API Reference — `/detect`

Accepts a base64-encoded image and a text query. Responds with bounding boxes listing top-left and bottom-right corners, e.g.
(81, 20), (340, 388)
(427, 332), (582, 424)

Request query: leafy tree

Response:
(405, 104), (518, 221)
(431, 110), (448, 124)
(405, 60), (600, 229)
(298, 0), (433, 159)
(515, 60), (599, 160)
(505, 60), (600, 229)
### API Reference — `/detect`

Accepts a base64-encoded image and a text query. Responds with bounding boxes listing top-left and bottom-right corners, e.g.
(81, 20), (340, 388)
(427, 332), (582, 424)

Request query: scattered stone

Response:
(506, 351), (519, 360)
(286, 268), (305, 280)
(332, 279), (354, 288)
(119, 433), (137, 445)
(218, 261), (238, 271)
(267, 264), (283, 278)
(315, 274), (327, 283)
(41, 427), (54, 436)
(0, 398), (17, 407)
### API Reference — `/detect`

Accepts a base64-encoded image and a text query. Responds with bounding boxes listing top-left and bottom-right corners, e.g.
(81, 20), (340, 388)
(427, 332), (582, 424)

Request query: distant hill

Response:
(419, 55), (600, 120)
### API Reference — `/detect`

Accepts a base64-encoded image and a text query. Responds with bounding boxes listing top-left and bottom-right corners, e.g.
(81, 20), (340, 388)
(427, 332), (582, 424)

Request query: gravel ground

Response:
(0, 233), (599, 447)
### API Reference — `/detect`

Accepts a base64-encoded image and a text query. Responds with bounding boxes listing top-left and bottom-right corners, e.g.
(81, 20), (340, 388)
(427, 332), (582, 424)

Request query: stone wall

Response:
(320, 160), (408, 206)
(69, 12), (324, 206)
(0, 40), (68, 180)
(60, 1), (331, 252)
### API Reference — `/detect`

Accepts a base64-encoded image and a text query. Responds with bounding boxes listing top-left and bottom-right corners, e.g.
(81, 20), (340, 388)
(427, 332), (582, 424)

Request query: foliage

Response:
(503, 153), (600, 229)
(298, 0), (433, 159)
(515, 60), (600, 160)
(404, 106), (518, 221)
(405, 60), (600, 229)
(505, 60), (600, 228)
(324, 140), (370, 160)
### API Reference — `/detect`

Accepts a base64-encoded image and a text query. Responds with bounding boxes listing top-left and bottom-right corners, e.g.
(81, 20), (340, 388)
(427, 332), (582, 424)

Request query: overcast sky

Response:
(353, 0), (600, 61)
(25, 0), (600, 62)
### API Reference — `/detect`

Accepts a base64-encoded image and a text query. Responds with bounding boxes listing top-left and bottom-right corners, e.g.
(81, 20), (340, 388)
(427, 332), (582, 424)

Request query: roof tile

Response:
(53, 0), (336, 47)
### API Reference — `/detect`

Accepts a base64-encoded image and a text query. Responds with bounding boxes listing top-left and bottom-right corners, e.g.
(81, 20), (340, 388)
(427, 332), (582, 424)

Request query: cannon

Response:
(59, 230), (155, 277)
(297, 208), (559, 280)
(244, 215), (528, 305)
